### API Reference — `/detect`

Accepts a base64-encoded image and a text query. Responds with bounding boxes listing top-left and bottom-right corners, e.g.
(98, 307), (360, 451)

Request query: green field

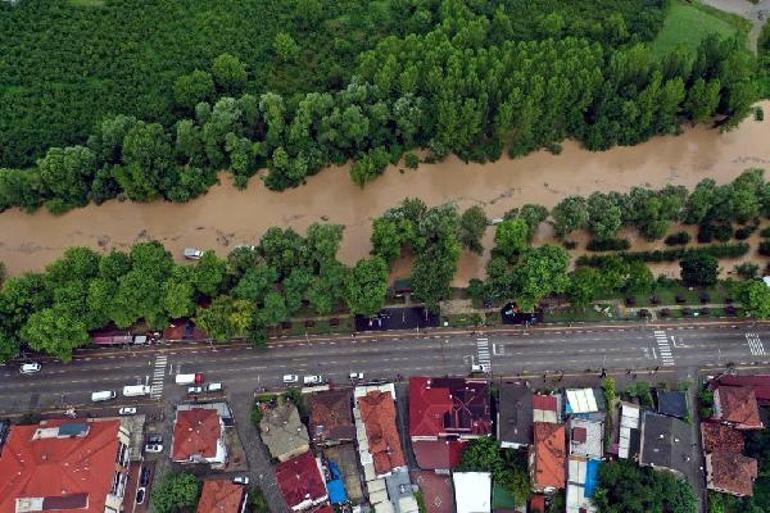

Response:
(651, 0), (748, 55)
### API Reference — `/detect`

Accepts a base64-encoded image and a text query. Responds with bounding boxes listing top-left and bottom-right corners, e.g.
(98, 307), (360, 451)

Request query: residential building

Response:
(498, 382), (533, 449)
(639, 412), (692, 475)
(453, 472), (491, 513)
(532, 394), (561, 424)
(715, 375), (770, 404)
(701, 422), (758, 497)
(172, 407), (228, 468)
(308, 389), (355, 446)
(409, 377), (490, 471)
(196, 480), (248, 513)
(617, 402), (641, 460)
(0, 418), (132, 513)
(354, 384), (417, 513)
(566, 457), (601, 513)
(712, 386), (763, 430)
(529, 422), (566, 493)
(656, 390), (689, 419)
(275, 451), (329, 512)
(569, 417), (603, 460)
(564, 389), (602, 415)
(259, 398), (310, 462)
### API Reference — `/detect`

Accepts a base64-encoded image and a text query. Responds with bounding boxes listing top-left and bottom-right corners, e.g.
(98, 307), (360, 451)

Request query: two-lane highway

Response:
(1, 320), (769, 415)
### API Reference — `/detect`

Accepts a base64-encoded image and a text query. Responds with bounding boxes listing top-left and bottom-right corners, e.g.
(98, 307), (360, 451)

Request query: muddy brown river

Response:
(1, 101), (769, 285)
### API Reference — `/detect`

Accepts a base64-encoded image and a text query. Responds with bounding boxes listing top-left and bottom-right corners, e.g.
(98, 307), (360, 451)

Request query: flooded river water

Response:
(1, 102), (769, 285)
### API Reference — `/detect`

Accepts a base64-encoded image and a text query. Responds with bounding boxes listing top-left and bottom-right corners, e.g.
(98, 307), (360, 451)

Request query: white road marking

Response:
(746, 333), (766, 356)
(654, 330), (675, 366)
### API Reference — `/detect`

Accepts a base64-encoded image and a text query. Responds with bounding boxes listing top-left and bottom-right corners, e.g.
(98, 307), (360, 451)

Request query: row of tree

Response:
(0, 1), (759, 214)
(0, 223), (395, 363)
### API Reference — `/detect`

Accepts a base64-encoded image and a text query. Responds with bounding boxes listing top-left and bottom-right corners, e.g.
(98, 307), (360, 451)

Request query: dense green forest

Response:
(0, 0), (761, 213)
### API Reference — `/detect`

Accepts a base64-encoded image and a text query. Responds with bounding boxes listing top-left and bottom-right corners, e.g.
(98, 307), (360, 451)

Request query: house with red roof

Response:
(355, 386), (406, 477)
(172, 407), (228, 468)
(408, 377), (491, 471)
(715, 375), (770, 404)
(275, 451), (329, 512)
(712, 386), (763, 430)
(529, 422), (566, 493)
(196, 480), (248, 513)
(0, 418), (133, 513)
(701, 422), (758, 497)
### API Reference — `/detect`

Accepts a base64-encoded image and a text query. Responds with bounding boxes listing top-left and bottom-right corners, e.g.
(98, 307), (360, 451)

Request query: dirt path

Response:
(700, 0), (770, 50)
(0, 101), (769, 285)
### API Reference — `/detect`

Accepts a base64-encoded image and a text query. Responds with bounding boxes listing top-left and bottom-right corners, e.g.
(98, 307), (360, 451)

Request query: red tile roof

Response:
(412, 440), (467, 470)
(0, 418), (123, 513)
(275, 451), (328, 509)
(172, 408), (221, 461)
(701, 422), (745, 454)
(532, 395), (557, 411)
(357, 390), (406, 475)
(531, 422), (566, 491)
(529, 495), (546, 513)
(408, 377), (491, 438)
(714, 386), (763, 430)
(196, 480), (246, 513)
(308, 389), (355, 443)
(716, 375), (770, 403)
(410, 471), (455, 513)
(707, 451), (758, 497)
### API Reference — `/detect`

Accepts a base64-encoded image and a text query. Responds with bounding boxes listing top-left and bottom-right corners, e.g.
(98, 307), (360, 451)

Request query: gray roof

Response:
(657, 390), (689, 419)
(498, 382), (533, 446)
(259, 400), (310, 461)
(640, 412), (692, 475)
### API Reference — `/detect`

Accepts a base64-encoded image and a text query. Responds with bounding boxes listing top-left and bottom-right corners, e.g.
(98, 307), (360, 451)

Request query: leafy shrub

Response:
(664, 232), (691, 246)
(563, 240), (578, 250)
(735, 262), (760, 280)
(586, 238), (631, 252)
(760, 227), (770, 238)
(404, 153), (419, 169)
(576, 243), (750, 266)
(760, 241), (770, 256)
(734, 223), (758, 240)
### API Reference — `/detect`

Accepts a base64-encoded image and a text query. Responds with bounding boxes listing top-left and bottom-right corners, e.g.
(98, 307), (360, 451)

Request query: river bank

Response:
(0, 101), (769, 283)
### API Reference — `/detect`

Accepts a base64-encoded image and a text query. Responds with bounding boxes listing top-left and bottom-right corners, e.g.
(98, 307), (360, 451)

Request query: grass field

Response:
(651, 0), (748, 55)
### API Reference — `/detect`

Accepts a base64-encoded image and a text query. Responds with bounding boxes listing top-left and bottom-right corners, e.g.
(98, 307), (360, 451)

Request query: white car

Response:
(144, 443), (163, 453)
(303, 375), (324, 385)
(233, 476), (250, 485)
(20, 363), (41, 374)
(205, 382), (222, 392)
(282, 374), (299, 384)
(349, 372), (364, 381)
(118, 407), (137, 416)
(188, 385), (203, 395)
(183, 247), (204, 260)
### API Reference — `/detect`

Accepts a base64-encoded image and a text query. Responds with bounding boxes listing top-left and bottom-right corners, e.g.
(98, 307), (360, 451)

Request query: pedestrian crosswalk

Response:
(476, 337), (491, 373)
(151, 355), (168, 399)
(654, 330), (675, 367)
(746, 333), (766, 356)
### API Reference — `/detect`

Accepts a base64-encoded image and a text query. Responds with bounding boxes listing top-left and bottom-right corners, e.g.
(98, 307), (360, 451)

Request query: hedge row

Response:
(586, 238), (631, 252)
(576, 242), (750, 266)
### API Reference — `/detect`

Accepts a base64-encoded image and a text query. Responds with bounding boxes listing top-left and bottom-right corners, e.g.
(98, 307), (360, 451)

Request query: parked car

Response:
(118, 407), (137, 416)
(303, 375), (324, 385)
(205, 382), (222, 392)
(233, 476), (250, 485)
(187, 385), (203, 395)
(183, 247), (204, 260)
(282, 374), (299, 384)
(91, 390), (117, 402)
(0, 419), (10, 446)
(135, 487), (146, 505)
(19, 362), (41, 374)
(140, 468), (151, 487)
(144, 443), (163, 453)
(349, 372), (364, 381)
(147, 434), (163, 444)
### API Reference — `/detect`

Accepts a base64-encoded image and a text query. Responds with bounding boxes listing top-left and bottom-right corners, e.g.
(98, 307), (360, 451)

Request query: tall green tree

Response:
(512, 245), (570, 311)
(551, 196), (589, 239)
(458, 206), (488, 254)
(344, 257), (388, 316)
(194, 296), (253, 342)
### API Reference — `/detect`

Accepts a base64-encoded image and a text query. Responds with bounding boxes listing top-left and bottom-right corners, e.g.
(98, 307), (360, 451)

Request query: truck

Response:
(122, 385), (151, 397)
(175, 373), (203, 385)
(91, 390), (117, 402)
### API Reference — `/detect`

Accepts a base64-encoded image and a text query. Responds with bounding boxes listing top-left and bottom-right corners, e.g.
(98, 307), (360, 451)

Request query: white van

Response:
(122, 385), (151, 397)
(91, 390), (117, 402)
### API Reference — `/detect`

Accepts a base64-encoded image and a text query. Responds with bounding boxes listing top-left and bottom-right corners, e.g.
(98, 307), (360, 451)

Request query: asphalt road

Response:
(2, 320), (769, 415)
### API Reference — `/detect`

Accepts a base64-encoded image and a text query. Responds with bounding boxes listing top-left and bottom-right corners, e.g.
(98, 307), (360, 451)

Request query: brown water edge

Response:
(1, 101), (769, 285)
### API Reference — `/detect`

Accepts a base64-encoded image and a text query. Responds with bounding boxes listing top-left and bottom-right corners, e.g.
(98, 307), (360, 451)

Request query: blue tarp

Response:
(584, 459), (602, 498)
(327, 460), (348, 504)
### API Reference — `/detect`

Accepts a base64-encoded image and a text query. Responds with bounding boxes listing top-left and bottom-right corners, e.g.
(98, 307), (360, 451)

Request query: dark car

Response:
(140, 467), (151, 486)
(135, 487), (146, 504)
(0, 420), (10, 447)
(147, 434), (163, 444)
